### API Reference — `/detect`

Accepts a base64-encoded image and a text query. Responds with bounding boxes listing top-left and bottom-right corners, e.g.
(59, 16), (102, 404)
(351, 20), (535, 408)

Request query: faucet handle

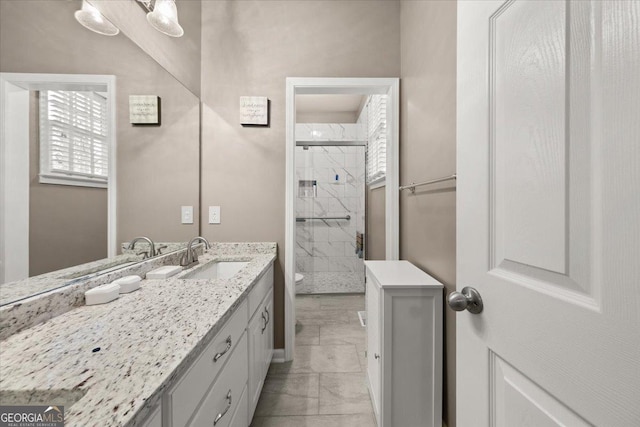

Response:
(155, 245), (168, 256)
(136, 250), (150, 259)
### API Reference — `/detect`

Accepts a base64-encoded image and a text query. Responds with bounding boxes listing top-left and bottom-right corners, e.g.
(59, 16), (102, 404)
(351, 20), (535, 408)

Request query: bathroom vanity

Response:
(0, 243), (276, 427)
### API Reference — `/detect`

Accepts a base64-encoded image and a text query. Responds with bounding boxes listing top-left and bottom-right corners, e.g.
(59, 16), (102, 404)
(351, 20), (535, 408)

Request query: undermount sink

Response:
(181, 261), (249, 280)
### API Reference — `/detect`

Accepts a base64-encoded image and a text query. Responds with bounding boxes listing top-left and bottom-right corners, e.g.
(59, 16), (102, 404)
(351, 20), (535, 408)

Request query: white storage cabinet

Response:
(365, 260), (443, 427)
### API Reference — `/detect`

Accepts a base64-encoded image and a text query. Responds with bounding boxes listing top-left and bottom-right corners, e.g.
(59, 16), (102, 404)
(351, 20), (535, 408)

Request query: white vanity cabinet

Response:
(156, 262), (274, 427)
(163, 299), (249, 427)
(247, 267), (274, 420)
(365, 261), (443, 427)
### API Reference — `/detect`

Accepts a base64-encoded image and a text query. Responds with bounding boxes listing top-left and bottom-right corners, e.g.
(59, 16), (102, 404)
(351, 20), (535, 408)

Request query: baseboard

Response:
(271, 348), (285, 363)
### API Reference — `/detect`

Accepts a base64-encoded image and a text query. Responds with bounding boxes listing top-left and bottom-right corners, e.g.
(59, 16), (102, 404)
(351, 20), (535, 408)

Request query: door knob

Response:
(447, 286), (483, 314)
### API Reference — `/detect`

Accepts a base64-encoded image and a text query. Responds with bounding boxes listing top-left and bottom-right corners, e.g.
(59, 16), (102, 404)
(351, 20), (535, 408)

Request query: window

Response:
(39, 90), (109, 188)
(366, 94), (387, 185)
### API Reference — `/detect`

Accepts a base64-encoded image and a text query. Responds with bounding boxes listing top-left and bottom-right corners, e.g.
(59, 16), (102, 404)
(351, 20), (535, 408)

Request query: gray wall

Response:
(366, 186), (386, 260)
(200, 0), (401, 348)
(89, 0), (202, 96)
(0, 0), (200, 258)
(400, 1), (457, 426)
(29, 94), (108, 276)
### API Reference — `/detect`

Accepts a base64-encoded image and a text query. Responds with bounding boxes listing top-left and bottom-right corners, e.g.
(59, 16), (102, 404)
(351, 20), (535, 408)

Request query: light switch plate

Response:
(209, 206), (221, 224)
(181, 206), (193, 224)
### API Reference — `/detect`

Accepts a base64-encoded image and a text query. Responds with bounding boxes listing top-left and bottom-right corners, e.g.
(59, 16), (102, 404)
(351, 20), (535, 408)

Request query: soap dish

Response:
(85, 283), (120, 306)
(146, 265), (182, 279)
(113, 275), (142, 293)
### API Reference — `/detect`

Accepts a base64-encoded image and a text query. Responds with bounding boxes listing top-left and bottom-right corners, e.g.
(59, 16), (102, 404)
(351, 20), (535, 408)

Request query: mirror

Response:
(0, 0), (200, 305)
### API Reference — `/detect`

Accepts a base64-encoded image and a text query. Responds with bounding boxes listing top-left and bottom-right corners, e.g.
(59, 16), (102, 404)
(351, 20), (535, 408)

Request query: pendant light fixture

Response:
(74, 0), (120, 36)
(143, 0), (184, 38)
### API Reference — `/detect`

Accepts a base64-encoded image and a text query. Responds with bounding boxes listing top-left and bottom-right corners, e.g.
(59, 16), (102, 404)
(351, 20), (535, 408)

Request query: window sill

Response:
(39, 174), (108, 189)
(367, 178), (386, 190)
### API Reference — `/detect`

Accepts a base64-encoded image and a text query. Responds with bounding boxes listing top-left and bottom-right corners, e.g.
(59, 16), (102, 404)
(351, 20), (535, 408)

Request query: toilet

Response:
(295, 273), (304, 291)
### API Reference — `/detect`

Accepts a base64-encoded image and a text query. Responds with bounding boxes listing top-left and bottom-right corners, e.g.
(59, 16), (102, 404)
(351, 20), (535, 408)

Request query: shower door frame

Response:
(283, 77), (400, 362)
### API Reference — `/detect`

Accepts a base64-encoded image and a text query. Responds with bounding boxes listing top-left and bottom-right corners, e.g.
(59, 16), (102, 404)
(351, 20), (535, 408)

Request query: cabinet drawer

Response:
(168, 300), (248, 427)
(188, 332), (249, 427)
(227, 385), (248, 427)
(248, 264), (273, 319)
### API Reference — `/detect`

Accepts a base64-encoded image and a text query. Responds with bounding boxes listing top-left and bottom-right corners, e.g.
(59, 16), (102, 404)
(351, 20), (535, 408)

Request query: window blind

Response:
(39, 90), (108, 187)
(366, 94), (387, 184)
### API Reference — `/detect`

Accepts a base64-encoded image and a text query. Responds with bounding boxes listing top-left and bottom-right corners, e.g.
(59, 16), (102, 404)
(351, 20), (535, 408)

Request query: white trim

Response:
(271, 349), (286, 363)
(0, 73), (117, 284)
(386, 78), (400, 260)
(285, 80), (296, 362)
(285, 77), (400, 362)
(0, 79), (29, 283)
(39, 174), (108, 189)
(368, 178), (386, 190)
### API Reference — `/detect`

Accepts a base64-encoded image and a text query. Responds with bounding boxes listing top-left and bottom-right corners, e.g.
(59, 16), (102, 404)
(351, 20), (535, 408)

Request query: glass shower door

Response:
(295, 145), (365, 294)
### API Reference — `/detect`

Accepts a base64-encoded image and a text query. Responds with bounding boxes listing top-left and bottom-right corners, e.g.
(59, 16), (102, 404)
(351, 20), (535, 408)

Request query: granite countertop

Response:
(0, 242), (277, 427)
(0, 253), (143, 307)
(0, 243), (187, 308)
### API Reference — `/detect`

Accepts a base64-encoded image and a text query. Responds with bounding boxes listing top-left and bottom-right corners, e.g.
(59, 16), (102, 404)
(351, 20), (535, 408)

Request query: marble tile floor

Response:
(296, 272), (365, 295)
(251, 294), (375, 427)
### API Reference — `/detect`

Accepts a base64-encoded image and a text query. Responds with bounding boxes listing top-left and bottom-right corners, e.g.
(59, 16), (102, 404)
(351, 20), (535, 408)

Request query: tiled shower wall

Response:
(295, 145), (365, 293)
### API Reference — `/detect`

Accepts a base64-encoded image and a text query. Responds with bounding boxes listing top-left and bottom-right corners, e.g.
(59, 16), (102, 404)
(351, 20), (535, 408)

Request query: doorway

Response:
(283, 77), (399, 362)
(0, 73), (117, 284)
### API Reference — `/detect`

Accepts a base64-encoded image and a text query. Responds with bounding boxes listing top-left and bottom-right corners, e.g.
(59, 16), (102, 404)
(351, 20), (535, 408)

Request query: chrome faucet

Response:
(180, 236), (211, 268)
(127, 236), (156, 259)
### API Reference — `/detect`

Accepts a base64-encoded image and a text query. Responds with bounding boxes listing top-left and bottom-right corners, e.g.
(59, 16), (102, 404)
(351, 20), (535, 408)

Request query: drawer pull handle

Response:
(213, 336), (232, 363)
(264, 307), (270, 325)
(261, 312), (267, 334)
(213, 389), (232, 425)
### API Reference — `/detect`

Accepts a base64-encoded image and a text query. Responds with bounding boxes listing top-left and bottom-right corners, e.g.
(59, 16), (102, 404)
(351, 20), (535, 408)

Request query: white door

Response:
(457, 1), (640, 426)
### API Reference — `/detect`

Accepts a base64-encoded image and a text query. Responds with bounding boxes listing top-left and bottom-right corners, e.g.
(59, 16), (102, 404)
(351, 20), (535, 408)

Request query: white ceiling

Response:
(295, 94), (366, 114)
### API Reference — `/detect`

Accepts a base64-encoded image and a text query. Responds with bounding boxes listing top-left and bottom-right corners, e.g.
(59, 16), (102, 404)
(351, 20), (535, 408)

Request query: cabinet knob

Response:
(374, 353), (380, 360)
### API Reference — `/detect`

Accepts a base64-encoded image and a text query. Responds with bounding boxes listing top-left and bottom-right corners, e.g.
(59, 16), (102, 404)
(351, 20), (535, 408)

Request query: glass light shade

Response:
(147, 0), (184, 37)
(74, 0), (119, 36)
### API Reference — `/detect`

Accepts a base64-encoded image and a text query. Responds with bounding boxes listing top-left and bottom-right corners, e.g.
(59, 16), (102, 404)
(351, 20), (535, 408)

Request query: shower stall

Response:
(295, 124), (366, 294)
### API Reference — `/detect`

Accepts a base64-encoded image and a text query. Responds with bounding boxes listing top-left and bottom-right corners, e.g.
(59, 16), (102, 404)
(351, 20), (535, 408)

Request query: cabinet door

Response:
(366, 278), (381, 418)
(263, 290), (274, 375)
(141, 405), (161, 427)
(247, 307), (266, 420)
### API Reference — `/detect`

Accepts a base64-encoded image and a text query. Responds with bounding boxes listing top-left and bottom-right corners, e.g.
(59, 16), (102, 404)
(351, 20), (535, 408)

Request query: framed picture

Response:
(240, 96), (269, 126)
(129, 95), (160, 125)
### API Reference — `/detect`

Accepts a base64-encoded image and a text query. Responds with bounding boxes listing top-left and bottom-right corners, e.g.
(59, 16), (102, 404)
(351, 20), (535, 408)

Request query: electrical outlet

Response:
(181, 206), (193, 224)
(209, 206), (221, 224)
